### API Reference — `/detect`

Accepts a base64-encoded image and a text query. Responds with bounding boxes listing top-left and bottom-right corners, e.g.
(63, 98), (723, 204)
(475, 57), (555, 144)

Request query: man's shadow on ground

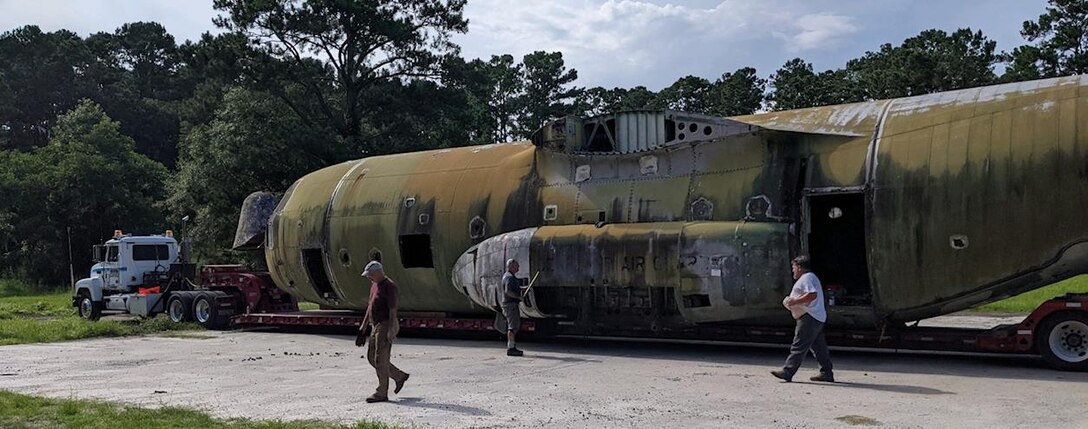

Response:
(789, 380), (953, 395)
(392, 397), (492, 416)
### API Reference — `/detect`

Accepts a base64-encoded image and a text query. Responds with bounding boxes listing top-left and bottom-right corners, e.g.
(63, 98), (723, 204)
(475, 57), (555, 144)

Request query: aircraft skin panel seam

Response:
(866, 99), (897, 186)
(536, 165), (765, 188)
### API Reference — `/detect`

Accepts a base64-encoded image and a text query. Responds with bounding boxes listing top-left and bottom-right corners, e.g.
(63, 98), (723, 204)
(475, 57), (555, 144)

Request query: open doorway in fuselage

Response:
(804, 192), (872, 307)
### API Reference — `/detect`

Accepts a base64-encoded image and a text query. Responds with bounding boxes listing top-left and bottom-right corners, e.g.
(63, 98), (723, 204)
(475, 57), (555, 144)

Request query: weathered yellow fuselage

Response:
(265, 75), (1088, 327)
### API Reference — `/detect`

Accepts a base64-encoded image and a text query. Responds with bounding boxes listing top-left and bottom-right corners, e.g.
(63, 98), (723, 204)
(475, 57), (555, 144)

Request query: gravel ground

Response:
(1, 314), (1085, 428)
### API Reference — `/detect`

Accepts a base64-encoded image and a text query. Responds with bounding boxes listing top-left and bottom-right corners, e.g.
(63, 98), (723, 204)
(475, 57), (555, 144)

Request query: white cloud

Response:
(454, 0), (859, 89)
(779, 13), (858, 52)
(0, 0), (216, 43)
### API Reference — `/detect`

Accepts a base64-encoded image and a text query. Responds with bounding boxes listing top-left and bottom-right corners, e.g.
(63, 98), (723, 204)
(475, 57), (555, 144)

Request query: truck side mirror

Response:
(92, 245), (105, 263)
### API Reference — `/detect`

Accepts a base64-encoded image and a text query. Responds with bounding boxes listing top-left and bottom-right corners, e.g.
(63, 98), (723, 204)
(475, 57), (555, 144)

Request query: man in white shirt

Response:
(772, 255), (834, 383)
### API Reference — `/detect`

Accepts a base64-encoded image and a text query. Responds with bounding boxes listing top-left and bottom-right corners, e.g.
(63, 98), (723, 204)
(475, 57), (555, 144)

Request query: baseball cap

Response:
(361, 260), (383, 276)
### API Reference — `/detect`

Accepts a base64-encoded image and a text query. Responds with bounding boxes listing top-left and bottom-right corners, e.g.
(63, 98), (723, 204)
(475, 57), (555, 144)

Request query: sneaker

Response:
(394, 373), (410, 394)
(770, 370), (792, 382)
(365, 394), (388, 403)
(507, 347), (524, 356)
(809, 373), (835, 383)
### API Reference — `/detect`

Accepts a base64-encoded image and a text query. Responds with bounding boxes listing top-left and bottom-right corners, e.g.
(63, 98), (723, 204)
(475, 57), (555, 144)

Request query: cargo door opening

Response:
(805, 193), (872, 307)
(301, 248), (340, 300)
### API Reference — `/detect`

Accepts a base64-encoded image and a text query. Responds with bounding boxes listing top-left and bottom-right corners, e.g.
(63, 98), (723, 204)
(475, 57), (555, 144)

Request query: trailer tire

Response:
(1036, 311), (1088, 372)
(193, 292), (230, 330)
(76, 291), (102, 321)
(167, 293), (194, 323)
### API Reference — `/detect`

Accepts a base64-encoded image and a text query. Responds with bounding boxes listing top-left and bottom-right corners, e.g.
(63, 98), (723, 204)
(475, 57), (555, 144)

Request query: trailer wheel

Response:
(77, 291), (101, 321)
(167, 294), (193, 323)
(1036, 311), (1088, 372)
(193, 292), (229, 330)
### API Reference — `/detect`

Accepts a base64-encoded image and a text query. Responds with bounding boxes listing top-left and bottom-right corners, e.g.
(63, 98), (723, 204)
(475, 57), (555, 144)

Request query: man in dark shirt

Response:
(501, 258), (525, 356)
(360, 261), (409, 403)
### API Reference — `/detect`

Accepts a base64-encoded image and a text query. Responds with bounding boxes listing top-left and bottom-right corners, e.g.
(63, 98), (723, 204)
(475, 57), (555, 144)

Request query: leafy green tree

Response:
(848, 28), (997, 99)
(213, 0), (469, 153)
(517, 51), (581, 138)
(615, 86), (662, 111)
(84, 22), (211, 169)
(706, 67), (765, 116)
(768, 59), (834, 110)
(173, 34), (251, 134)
(0, 26), (93, 151)
(484, 55), (524, 142)
(169, 88), (341, 262)
(0, 100), (167, 285)
(575, 86), (663, 116)
(654, 75), (713, 113)
(1004, 0), (1088, 80)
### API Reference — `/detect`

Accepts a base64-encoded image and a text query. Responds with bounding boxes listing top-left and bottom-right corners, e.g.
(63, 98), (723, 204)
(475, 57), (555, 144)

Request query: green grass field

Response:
(0, 390), (392, 429)
(0, 280), (203, 346)
(972, 275), (1088, 313)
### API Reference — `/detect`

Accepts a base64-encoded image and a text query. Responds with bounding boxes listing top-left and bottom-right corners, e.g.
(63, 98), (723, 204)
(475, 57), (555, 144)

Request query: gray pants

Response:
(782, 313), (833, 377)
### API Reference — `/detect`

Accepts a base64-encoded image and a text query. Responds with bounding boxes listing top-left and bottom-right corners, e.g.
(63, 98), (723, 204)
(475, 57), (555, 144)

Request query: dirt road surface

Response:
(1, 315), (1085, 428)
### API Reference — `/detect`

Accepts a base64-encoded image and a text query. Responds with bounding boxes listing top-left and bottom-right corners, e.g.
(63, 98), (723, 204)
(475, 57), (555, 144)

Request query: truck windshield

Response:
(106, 246), (119, 262)
(132, 244), (170, 261)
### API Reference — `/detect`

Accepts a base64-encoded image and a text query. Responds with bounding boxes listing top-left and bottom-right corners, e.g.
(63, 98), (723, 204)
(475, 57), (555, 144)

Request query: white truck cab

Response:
(73, 230), (181, 320)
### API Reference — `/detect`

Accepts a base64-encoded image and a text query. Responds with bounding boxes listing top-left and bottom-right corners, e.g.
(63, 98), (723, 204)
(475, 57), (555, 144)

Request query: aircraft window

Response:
(399, 234), (435, 268)
(469, 216), (487, 238)
(691, 198), (713, 220)
(339, 249), (351, 266)
(544, 205), (558, 221)
(106, 246), (119, 262)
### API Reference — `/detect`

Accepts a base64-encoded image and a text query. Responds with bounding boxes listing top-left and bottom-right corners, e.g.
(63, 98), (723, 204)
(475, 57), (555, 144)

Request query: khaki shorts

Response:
(501, 301), (520, 333)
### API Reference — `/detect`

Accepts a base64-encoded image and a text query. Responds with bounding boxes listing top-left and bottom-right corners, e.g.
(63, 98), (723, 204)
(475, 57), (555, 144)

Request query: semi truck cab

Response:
(73, 230), (181, 320)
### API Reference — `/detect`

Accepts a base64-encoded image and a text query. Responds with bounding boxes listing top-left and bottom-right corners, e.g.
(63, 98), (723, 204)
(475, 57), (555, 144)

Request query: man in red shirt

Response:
(360, 261), (409, 403)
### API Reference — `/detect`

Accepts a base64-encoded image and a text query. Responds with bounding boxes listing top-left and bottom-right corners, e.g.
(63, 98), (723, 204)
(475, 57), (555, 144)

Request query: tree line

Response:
(1, 0), (1087, 287)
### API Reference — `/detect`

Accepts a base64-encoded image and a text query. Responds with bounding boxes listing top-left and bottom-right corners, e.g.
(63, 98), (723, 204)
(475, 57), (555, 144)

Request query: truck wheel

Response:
(77, 291), (102, 321)
(167, 294), (193, 323)
(1036, 311), (1088, 372)
(193, 293), (226, 330)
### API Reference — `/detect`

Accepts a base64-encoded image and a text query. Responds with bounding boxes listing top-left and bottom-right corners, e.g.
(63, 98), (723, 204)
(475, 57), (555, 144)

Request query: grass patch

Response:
(0, 278), (62, 298)
(973, 275), (1088, 313)
(0, 390), (393, 429)
(0, 291), (202, 346)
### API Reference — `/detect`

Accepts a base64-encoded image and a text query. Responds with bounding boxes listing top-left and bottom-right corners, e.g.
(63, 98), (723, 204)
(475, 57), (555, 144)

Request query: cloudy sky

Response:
(0, 0), (1049, 90)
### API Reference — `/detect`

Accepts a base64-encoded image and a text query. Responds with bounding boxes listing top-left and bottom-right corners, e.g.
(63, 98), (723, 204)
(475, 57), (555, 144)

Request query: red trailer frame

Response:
(192, 265), (1087, 371)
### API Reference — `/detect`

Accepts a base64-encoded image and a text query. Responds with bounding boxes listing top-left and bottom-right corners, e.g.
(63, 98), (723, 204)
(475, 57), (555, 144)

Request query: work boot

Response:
(507, 347), (524, 357)
(770, 370), (792, 382)
(394, 373), (410, 394)
(809, 373), (835, 383)
(365, 394), (388, 403)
